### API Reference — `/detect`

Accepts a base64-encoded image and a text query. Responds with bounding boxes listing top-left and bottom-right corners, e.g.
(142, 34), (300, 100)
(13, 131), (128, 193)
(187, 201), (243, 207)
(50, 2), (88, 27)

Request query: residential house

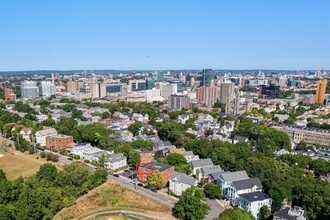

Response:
(137, 162), (174, 182)
(226, 178), (263, 204)
(46, 134), (74, 151)
(19, 127), (33, 142)
(232, 135), (249, 144)
(104, 153), (127, 171)
(273, 206), (308, 220)
(196, 165), (223, 181)
(238, 192), (272, 220)
(217, 171), (249, 195)
(169, 171), (198, 196)
(190, 159), (214, 176)
(35, 128), (57, 146)
(70, 143), (112, 162)
(179, 151), (200, 163)
(177, 114), (190, 124)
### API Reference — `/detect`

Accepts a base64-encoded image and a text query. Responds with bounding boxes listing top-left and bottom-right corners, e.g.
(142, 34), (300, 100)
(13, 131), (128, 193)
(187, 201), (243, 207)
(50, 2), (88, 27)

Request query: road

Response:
(205, 199), (225, 220)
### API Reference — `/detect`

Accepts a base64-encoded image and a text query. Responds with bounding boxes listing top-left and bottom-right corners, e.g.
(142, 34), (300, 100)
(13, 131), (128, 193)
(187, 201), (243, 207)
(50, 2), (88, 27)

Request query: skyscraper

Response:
(196, 86), (220, 107)
(315, 79), (327, 104)
(220, 81), (240, 115)
(39, 81), (56, 99)
(169, 94), (189, 110)
(201, 69), (215, 86)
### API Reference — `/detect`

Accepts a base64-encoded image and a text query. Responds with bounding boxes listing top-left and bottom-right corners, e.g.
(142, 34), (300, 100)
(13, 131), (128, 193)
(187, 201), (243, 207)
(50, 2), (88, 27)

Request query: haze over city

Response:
(0, 0), (329, 71)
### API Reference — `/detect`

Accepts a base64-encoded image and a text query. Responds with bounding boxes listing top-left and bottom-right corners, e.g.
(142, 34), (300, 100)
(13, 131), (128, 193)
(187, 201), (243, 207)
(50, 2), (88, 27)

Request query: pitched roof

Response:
(239, 191), (271, 202)
(220, 171), (249, 182)
(273, 207), (308, 220)
(233, 135), (248, 142)
(170, 171), (197, 185)
(105, 153), (126, 163)
(20, 127), (32, 134)
(190, 159), (213, 168)
(201, 165), (223, 175)
(36, 128), (57, 136)
(232, 177), (262, 191)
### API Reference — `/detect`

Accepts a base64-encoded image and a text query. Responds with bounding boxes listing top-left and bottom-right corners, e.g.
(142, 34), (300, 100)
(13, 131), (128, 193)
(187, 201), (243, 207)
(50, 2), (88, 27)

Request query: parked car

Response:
(144, 185), (150, 190)
(113, 174), (120, 178)
(150, 187), (158, 193)
(137, 183), (144, 187)
(68, 157), (73, 161)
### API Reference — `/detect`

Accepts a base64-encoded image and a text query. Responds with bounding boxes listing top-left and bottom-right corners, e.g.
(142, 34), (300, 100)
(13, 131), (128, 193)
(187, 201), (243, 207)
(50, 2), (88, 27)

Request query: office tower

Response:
(157, 72), (165, 81)
(220, 82), (240, 115)
(278, 77), (288, 87)
(156, 82), (178, 100)
(259, 84), (280, 98)
(201, 69), (215, 86)
(315, 79), (327, 104)
(4, 88), (16, 101)
(168, 80), (184, 92)
(105, 83), (123, 93)
(129, 79), (146, 92)
(169, 94), (189, 110)
(21, 81), (39, 99)
(145, 77), (155, 90)
(99, 83), (107, 98)
(66, 80), (77, 93)
(51, 73), (55, 84)
(39, 81), (56, 99)
(196, 86), (220, 107)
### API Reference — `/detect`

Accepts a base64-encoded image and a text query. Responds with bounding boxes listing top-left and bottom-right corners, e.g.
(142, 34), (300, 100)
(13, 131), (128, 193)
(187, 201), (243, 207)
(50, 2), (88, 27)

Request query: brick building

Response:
(4, 88), (16, 101)
(138, 149), (153, 163)
(137, 162), (174, 183)
(46, 134), (74, 151)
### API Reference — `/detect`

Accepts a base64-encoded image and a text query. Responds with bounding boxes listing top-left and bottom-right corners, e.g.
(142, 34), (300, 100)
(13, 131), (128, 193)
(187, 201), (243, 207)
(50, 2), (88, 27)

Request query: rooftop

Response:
(190, 159), (213, 168)
(232, 177), (262, 191)
(239, 191), (271, 202)
(170, 171), (197, 185)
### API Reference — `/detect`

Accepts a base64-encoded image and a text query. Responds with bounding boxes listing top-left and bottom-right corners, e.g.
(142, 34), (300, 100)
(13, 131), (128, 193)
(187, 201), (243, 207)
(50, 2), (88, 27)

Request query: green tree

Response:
(173, 186), (209, 220)
(128, 150), (141, 167)
(131, 139), (153, 151)
(204, 183), (222, 199)
(310, 159), (330, 176)
(218, 208), (254, 220)
(259, 205), (271, 220)
(128, 121), (142, 136)
(115, 144), (134, 157)
(147, 170), (167, 189)
(166, 153), (187, 166)
(36, 164), (58, 182)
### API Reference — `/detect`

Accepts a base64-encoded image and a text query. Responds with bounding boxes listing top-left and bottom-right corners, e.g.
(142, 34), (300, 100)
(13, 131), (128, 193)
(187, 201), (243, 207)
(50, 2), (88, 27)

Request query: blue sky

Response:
(0, 0), (329, 71)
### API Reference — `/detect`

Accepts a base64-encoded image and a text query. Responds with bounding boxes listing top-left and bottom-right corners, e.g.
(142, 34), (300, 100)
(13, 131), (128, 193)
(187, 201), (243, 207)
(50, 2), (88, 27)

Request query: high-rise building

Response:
(315, 79), (327, 104)
(39, 81), (56, 99)
(169, 94), (189, 110)
(259, 84), (280, 99)
(201, 69), (215, 86)
(196, 86), (220, 107)
(21, 81), (39, 99)
(4, 88), (16, 101)
(145, 77), (155, 90)
(129, 79), (146, 92)
(156, 82), (178, 100)
(220, 82), (240, 115)
(90, 82), (100, 99)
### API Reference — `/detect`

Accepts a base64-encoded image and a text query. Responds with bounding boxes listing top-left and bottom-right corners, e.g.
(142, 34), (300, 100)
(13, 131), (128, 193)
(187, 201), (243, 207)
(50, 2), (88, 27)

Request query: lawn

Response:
(55, 182), (175, 220)
(0, 151), (42, 180)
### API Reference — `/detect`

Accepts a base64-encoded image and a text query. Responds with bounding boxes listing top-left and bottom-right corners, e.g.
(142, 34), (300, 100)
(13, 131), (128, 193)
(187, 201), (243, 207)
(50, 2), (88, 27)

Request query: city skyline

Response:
(0, 0), (329, 71)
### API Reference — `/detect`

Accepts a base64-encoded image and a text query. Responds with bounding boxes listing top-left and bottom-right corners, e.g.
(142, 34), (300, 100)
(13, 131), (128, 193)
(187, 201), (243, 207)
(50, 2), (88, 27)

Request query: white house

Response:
(178, 114), (190, 124)
(238, 191), (272, 220)
(273, 206), (308, 220)
(169, 171), (198, 196)
(190, 159), (214, 176)
(217, 171), (249, 195)
(104, 153), (127, 170)
(226, 178), (263, 204)
(179, 151), (200, 163)
(35, 128), (57, 146)
(70, 143), (113, 162)
(19, 127), (33, 142)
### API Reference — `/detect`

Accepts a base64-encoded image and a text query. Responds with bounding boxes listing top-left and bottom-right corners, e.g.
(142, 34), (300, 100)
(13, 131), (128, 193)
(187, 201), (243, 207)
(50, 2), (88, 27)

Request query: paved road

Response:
(205, 199), (225, 220)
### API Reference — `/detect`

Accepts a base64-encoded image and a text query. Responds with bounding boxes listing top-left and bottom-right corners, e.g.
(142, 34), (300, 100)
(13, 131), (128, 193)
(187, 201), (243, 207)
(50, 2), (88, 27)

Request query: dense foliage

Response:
(0, 163), (107, 219)
(173, 186), (209, 220)
(217, 208), (254, 220)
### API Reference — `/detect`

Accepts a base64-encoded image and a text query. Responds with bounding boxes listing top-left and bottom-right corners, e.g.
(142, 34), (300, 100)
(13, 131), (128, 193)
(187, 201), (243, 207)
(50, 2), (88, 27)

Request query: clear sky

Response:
(0, 0), (329, 71)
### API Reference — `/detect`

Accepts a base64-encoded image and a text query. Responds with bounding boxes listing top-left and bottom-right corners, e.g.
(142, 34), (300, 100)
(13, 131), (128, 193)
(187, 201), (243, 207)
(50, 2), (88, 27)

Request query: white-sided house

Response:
(217, 171), (249, 196)
(19, 127), (33, 142)
(35, 128), (57, 146)
(196, 165), (223, 181)
(179, 151), (200, 163)
(226, 177), (263, 204)
(70, 143), (112, 162)
(190, 159), (214, 176)
(104, 153), (127, 170)
(238, 191), (272, 220)
(169, 171), (198, 196)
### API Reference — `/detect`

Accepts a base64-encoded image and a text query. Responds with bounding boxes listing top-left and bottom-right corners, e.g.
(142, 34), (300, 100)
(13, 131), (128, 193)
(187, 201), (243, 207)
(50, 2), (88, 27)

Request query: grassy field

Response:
(55, 182), (175, 220)
(0, 151), (42, 180)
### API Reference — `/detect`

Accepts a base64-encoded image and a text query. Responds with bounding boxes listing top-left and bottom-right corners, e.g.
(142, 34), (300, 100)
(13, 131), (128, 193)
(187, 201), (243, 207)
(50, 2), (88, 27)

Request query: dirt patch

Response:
(55, 181), (174, 220)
